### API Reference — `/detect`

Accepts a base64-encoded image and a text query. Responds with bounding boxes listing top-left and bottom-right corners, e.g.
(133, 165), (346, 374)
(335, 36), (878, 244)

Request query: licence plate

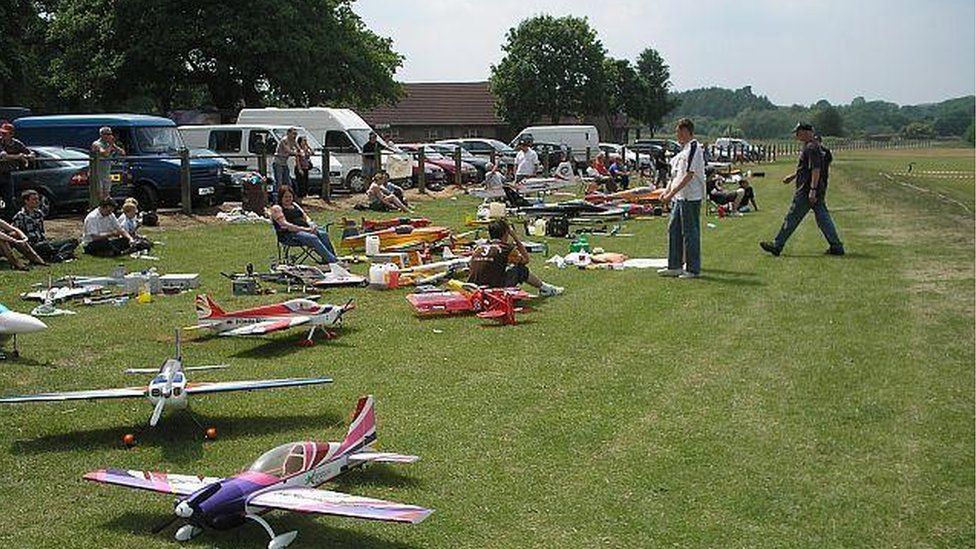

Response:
(198, 187), (215, 196)
(110, 173), (121, 182)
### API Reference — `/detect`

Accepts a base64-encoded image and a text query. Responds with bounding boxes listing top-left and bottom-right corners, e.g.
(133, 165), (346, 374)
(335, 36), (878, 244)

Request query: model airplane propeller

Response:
(189, 294), (354, 346)
(0, 303), (47, 359)
(85, 395), (432, 548)
(0, 330), (333, 443)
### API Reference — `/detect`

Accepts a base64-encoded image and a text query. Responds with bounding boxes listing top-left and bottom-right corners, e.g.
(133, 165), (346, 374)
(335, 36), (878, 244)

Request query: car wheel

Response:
(133, 183), (159, 211)
(346, 170), (365, 193)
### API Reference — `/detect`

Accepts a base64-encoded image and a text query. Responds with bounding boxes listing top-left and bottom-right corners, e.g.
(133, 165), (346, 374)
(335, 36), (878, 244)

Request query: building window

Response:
(464, 128), (482, 138)
(426, 129), (440, 140)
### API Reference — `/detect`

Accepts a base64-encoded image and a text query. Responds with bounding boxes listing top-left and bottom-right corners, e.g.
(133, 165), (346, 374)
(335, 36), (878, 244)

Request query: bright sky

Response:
(356, 0), (975, 106)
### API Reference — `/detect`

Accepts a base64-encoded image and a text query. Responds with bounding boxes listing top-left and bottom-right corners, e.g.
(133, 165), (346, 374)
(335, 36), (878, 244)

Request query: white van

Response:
(510, 125), (600, 164)
(235, 108), (410, 192)
(178, 124), (342, 192)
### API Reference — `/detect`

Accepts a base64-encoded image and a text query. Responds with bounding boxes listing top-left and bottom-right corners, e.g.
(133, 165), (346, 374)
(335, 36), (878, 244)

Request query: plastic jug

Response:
(488, 202), (506, 219)
(368, 263), (387, 287)
(365, 235), (381, 256)
(532, 218), (546, 236)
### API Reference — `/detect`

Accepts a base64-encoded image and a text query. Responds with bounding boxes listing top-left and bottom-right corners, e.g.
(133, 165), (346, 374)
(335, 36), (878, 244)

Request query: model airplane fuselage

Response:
(192, 295), (353, 344)
(85, 396), (431, 549)
(0, 304), (47, 359)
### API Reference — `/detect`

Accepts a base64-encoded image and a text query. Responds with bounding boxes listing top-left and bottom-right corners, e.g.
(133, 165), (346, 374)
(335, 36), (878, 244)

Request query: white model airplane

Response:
(0, 303), (47, 359)
(0, 331), (333, 441)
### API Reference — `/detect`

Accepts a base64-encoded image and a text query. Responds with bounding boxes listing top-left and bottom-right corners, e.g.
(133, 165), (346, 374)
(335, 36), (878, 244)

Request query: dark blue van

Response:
(14, 114), (225, 210)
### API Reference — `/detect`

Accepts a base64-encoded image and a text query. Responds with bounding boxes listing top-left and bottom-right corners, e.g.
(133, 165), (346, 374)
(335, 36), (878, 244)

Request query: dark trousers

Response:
(34, 238), (80, 262)
(667, 199), (702, 274)
(0, 172), (13, 221)
(773, 190), (843, 251)
(84, 238), (130, 257)
(294, 168), (309, 199)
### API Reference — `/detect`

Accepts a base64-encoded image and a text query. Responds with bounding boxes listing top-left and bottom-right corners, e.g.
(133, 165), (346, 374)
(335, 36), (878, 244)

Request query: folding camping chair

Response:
(272, 220), (333, 265)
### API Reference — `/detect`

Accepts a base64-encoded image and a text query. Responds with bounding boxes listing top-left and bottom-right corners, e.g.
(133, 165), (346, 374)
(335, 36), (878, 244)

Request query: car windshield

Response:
(348, 129), (402, 153)
(135, 126), (185, 154)
(433, 145), (477, 160)
(247, 443), (306, 478)
(271, 128), (323, 151)
(403, 146), (445, 160)
(32, 148), (89, 167)
(482, 139), (515, 154)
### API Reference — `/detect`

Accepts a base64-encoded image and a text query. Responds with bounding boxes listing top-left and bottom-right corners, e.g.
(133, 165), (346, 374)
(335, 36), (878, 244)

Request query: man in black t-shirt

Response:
(468, 219), (563, 296)
(361, 132), (382, 181)
(760, 123), (844, 256)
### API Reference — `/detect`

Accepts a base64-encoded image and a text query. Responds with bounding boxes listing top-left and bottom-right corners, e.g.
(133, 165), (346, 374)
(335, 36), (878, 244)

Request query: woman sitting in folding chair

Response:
(270, 185), (338, 264)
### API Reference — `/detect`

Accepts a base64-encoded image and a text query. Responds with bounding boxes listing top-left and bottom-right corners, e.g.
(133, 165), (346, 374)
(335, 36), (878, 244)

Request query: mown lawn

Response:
(0, 148), (972, 548)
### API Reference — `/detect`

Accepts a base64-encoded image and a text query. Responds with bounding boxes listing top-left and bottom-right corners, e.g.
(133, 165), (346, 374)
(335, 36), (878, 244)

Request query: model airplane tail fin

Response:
(339, 395), (377, 454)
(194, 294), (225, 319)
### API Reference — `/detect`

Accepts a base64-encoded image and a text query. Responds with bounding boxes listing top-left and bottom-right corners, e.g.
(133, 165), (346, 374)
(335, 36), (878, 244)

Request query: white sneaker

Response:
(678, 270), (700, 279)
(657, 268), (681, 277)
(539, 283), (564, 297)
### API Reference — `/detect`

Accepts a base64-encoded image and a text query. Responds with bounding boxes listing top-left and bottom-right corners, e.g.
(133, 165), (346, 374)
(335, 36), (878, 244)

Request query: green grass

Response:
(0, 148), (972, 548)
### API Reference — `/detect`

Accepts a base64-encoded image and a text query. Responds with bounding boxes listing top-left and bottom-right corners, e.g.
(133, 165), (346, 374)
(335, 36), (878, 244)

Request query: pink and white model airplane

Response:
(190, 294), (354, 345)
(85, 395), (432, 549)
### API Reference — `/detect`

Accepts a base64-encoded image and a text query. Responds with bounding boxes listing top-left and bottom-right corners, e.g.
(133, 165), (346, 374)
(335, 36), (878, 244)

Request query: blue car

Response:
(14, 114), (226, 210)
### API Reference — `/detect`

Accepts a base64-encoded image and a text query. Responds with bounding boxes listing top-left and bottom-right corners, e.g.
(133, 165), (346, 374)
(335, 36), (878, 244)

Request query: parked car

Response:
(510, 125), (600, 164)
(598, 142), (655, 169)
(436, 138), (516, 168)
(10, 146), (129, 213)
(14, 114), (227, 210)
(397, 144), (479, 184)
(408, 159), (447, 189)
(426, 143), (488, 181)
(713, 137), (763, 162)
(635, 138), (681, 157)
(180, 124), (342, 193)
(529, 141), (571, 171)
(236, 107), (411, 192)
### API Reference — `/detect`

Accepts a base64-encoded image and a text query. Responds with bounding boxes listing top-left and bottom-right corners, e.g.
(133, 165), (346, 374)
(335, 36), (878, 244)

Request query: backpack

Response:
(545, 216), (569, 238)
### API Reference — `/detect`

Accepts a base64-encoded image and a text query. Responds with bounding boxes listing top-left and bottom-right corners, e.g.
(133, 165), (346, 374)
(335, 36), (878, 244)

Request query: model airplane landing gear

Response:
(181, 409), (217, 441)
(174, 524), (203, 542)
(0, 335), (20, 360)
(246, 513), (298, 549)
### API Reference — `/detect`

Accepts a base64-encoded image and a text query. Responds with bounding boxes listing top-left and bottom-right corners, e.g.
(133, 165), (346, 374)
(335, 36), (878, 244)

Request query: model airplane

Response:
(517, 200), (627, 219)
(584, 185), (667, 205)
(0, 331), (333, 441)
(190, 294), (354, 345)
(224, 263), (367, 290)
(0, 303), (47, 359)
(397, 257), (471, 286)
(21, 283), (104, 303)
(340, 225), (451, 252)
(406, 281), (533, 325)
(360, 216), (431, 232)
(469, 161), (579, 198)
(84, 395), (432, 548)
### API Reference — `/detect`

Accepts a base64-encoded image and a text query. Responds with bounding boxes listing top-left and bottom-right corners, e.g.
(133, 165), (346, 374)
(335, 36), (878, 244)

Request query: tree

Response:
(812, 104), (844, 136)
(630, 48), (679, 135)
(45, 0), (403, 113)
(0, 0), (56, 109)
(964, 121), (975, 146)
(600, 58), (641, 142)
(489, 15), (607, 128)
(901, 121), (934, 139)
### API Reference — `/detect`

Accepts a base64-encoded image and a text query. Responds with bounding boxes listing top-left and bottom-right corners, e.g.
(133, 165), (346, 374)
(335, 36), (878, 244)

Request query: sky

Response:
(355, 0), (975, 106)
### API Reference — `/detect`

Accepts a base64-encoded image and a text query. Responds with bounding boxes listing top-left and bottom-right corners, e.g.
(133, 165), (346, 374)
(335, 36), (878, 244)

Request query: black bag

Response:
(142, 211), (159, 227)
(545, 216), (569, 238)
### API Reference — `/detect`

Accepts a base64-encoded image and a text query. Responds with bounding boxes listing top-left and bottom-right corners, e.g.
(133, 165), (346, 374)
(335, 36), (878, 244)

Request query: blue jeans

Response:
(773, 190), (843, 250)
(668, 199), (701, 274)
(283, 228), (337, 263)
(273, 163), (292, 188)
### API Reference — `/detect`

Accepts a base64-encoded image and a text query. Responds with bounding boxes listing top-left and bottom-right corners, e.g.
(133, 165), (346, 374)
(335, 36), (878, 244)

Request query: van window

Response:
(209, 130), (243, 153)
(134, 126), (183, 154)
(249, 130), (276, 155)
(324, 131), (357, 154)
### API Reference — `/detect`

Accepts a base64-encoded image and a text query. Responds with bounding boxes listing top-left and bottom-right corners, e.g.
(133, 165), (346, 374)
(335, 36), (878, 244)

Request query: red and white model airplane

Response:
(190, 295), (354, 345)
(85, 396), (432, 549)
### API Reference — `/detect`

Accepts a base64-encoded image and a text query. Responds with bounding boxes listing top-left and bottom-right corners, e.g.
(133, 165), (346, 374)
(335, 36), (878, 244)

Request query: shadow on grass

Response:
(330, 464), (424, 489)
(781, 251), (875, 260)
(103, 510), (423, 549)
(700, 269), (765, 287)
(9, 410), (343, 463)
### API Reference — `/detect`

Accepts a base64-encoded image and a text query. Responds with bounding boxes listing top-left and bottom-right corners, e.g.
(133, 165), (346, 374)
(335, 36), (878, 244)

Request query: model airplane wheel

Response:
(122, 433), (137, 448)
(204, 427), (218, 440)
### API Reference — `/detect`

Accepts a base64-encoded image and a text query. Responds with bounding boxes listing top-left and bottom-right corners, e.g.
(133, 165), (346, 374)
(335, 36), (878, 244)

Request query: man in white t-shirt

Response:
(513, 140), (538, 183)
(82, 198), (133, 256)
(658, 118), (705, 278)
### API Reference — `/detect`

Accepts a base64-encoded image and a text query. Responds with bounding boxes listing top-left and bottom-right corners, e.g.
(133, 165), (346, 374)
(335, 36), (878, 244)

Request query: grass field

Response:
(0, 148), (972, 548)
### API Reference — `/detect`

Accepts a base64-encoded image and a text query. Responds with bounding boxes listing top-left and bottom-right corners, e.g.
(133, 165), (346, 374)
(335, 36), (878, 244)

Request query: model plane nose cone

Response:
(0, 311), (47, 335)
(175, 501), (194, 518)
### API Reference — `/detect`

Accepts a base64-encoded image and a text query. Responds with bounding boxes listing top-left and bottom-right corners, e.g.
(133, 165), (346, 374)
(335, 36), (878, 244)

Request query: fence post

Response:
(490, 148), (497, 169)
(180, 147), (192, 214)
(257, 150), (267, 177)
(453, 146), (462, 187)
(542, 146), (550, 176)
(88, 151), (100, 208)
(321, 147), (331, 203)
(585, 146), (592, 166)
(418, 147), (427, 193)
(374, 146), (381, 178)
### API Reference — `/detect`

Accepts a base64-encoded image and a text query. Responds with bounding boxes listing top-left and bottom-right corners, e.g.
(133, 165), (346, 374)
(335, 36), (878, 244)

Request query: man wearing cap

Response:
(0, 123), (35, 220)
(514, 139), (538, 184)
(760, 123), (844, 256)
(91, 127), (125, 201)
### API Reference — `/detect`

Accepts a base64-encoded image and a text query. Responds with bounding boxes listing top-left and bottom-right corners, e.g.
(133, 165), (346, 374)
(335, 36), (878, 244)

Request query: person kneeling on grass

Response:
(270, 185), (338, 265)
(468, 219), (563, 297)
(82, 198), (134, 257)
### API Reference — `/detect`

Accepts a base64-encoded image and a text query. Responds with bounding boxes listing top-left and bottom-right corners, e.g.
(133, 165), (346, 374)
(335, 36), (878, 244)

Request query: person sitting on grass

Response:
(608, 154), (630, 190)
(270, 185), (338, 264)
(0, 216), (45, 269)
(366, 172), (412, 213)
(117, 197), (153, 252)
(468, 219), (563, 297)
(82, 198), (134, 256)
(12, 189), (78, 262)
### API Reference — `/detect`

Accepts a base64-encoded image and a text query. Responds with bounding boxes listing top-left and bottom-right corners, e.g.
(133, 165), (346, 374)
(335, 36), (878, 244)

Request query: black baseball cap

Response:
(793, 122), (814, 133)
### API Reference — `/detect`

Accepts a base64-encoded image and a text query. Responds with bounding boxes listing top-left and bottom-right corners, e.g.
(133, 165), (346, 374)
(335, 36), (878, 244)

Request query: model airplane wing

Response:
(347, 452), (421, 464)
(0, 386), (146, 403)
(219, 317), (311, 337)
(247, 488), (433, 524)
(84, 468), (222, 496)
(185, 377), (333, 395)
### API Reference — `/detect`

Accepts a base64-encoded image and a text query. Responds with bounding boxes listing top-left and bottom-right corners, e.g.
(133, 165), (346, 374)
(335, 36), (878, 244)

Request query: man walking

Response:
(658, 118), (705, 279)
(760, 123), (844, 256)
